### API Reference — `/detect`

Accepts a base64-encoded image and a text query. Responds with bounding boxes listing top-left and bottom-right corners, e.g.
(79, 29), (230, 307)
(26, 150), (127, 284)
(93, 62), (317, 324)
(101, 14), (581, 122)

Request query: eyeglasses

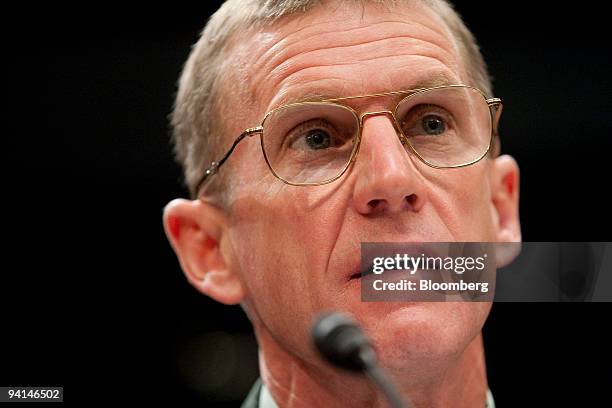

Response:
(195, 84), (502, 196)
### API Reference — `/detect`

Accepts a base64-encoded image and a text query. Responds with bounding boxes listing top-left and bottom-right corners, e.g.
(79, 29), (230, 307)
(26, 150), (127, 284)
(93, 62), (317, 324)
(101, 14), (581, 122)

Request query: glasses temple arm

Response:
(194, 127), (262, 196)
(486, 98), (503, 156)
(486, 98), (503, 130)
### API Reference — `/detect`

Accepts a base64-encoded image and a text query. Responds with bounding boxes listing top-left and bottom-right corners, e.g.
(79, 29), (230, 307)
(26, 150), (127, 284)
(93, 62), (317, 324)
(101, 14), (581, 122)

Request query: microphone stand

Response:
(312, 312), (412, 408)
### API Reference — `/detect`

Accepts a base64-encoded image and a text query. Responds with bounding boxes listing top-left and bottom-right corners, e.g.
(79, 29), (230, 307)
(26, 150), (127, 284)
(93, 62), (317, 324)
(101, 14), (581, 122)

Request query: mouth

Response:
(349, 265), (374, 280)
(346, 243), (446, 282)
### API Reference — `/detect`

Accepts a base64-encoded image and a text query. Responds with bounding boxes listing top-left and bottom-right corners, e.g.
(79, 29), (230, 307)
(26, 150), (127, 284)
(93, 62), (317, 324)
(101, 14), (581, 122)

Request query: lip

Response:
(349, 265), (373, 280)
(345, 243), (446, 282)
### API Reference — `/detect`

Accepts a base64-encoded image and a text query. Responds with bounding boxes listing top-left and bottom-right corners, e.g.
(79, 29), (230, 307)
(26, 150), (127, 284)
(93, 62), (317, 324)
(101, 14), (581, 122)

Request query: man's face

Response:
(220, 2), (500, 371)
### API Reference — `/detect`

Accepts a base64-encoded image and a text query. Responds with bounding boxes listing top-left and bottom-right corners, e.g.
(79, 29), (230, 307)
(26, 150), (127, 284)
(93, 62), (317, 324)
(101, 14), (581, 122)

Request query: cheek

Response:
(227, 204), (313, 353)
(227, 184), (346, 355)
(426, 164), (495, 241)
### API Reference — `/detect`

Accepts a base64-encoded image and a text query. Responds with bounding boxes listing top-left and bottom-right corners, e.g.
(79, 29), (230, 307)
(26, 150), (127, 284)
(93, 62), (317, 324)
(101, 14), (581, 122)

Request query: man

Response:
(163, 0), (521, 406)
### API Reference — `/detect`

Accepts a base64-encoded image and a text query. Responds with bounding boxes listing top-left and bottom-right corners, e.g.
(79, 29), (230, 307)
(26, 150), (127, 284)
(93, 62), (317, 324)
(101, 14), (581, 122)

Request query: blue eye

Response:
(305, 129), (331, 149)
(399, 104), (454, 138)
(422, 114), (446, 135)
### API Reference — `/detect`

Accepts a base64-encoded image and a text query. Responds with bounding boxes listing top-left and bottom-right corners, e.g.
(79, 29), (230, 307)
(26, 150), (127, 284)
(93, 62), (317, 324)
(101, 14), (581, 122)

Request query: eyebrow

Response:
(272, 71), (458, 108)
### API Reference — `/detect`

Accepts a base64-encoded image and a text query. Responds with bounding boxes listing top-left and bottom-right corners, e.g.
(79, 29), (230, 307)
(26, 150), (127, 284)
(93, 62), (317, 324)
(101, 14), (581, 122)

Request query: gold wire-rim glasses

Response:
(195, 84), (503, 196)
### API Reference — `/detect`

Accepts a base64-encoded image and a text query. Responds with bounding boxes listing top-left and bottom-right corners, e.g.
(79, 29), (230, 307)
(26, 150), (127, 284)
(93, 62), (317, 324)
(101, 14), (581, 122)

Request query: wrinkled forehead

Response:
(223, 0), (465, 129)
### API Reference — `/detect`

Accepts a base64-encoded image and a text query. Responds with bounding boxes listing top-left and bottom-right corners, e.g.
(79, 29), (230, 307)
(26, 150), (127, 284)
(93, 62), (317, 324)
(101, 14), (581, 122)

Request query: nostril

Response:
(364, 195), (420, 213)
(406, 194), (418, 208)
(368, 199), (383, 209)
(367, 195), (418, 211)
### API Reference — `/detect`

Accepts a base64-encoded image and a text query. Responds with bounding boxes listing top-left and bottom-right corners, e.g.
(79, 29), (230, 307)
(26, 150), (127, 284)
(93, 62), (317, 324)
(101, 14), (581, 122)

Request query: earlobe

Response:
(490, 155), (522, 243)
(162, 198), (245, 305)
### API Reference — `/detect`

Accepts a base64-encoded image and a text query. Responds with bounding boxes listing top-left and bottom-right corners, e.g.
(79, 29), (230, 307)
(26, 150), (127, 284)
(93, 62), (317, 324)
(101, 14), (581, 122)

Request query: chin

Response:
(358, 302), (491, 373)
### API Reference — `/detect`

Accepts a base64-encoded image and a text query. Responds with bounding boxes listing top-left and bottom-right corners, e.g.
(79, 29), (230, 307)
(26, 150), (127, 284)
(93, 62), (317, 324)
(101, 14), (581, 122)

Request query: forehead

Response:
(226, 0), (465, 123)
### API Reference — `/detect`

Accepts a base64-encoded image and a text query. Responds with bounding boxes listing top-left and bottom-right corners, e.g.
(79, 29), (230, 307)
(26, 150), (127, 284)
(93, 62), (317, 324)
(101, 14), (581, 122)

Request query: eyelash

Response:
(286, 119), (339, 146)
(400, 105), (454, 132)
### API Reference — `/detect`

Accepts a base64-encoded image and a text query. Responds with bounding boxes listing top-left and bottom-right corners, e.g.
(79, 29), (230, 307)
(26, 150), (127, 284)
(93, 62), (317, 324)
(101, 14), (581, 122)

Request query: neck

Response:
(255, 328), (488, 408)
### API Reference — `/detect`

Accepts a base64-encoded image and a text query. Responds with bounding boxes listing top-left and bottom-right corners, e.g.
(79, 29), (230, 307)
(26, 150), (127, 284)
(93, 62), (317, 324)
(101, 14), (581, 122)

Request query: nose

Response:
(351, 113), (428, 215)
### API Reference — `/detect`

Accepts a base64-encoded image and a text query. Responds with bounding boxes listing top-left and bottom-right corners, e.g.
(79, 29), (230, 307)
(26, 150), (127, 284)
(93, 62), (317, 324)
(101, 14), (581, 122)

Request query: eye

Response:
(422, 114), (446, 135)
(399, 105), (453, 138)
(286, 119), (347, 151)
(305, 129), (331, 150)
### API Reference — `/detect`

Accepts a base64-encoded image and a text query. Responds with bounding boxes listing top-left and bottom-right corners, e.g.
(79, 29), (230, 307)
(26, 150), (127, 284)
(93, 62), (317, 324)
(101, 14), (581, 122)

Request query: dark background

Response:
(3, 1), (611, 406)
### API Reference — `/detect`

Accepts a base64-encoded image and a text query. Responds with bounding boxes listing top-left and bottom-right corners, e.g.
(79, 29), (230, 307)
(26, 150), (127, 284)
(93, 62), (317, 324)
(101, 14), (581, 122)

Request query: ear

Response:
(489, 155), (522, 243)
(162, 198), (245, 305)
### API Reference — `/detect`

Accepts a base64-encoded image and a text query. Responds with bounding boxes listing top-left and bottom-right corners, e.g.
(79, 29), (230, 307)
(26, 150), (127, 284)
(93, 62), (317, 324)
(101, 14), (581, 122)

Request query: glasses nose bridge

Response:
(359, 109), (394, 122)
(358, 109), (409, 147)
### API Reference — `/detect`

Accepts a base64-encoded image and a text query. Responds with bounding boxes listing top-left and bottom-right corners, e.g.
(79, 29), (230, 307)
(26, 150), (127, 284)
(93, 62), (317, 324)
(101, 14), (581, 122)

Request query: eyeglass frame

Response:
(195, 84), (503, 196)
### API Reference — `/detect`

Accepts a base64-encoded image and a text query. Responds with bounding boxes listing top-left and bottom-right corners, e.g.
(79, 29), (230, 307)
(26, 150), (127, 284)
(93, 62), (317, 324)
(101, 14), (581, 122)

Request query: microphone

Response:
(312, 312), (411, 408)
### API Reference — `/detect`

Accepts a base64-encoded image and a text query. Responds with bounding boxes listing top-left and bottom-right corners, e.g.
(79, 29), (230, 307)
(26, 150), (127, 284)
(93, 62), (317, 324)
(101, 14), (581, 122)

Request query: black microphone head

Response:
(311, 312), (376, 372)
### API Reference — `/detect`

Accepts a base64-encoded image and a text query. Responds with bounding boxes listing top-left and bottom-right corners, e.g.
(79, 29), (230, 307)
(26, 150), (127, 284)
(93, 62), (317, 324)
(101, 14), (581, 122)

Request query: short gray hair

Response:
(170, 0), (496, 201)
